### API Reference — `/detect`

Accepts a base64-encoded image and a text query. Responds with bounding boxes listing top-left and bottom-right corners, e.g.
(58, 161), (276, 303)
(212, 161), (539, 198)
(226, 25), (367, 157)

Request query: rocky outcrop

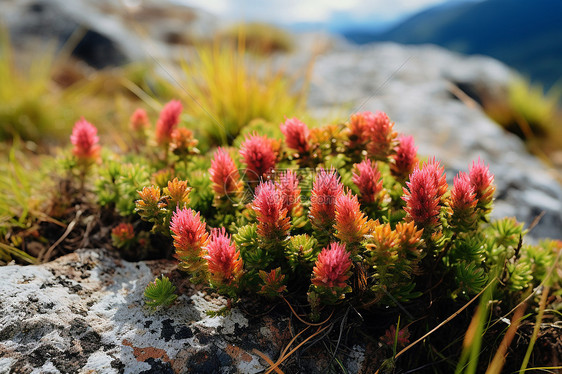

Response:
(3, 0), (218, 68)
(0, 249), (371, 373)
(306, 42), (562, 240)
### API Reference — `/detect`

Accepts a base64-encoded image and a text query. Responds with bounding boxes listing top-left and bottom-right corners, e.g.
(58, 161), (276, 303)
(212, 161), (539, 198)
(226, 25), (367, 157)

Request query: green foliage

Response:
(94, 159), (151, 216)
(144, 275), (178, 310)
(234, 224), (272, 270)
(285, 234), (319, 272)
(454, 261), (488, 297)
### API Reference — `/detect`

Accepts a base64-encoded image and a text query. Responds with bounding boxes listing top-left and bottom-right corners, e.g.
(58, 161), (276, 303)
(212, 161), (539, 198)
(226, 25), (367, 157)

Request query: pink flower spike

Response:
(402, 158), (448, 230)
(129, 108), (150, 132)
(449, 172), (478, 230)
(309, 168), (344, 230)
(335, 191), (368, 244)
(155, 100), (183, 146)
(469, 158), (496, 210)
(170, 207), (209, 259)
(252, 181), (290, 239)
(280, 117), (310, 153)
(204, 228), (243, 286)
(239, 134), (277, 181)
(275, 169), (301, 215)
(209, 147), (242, 198)
(352, 159), (383, 204)
(70, 117), (100, 161)
(312, 242), (352, 289)
(365, 111), (397, 160)
(391, 135), (418, 181)
(347, 111), (374, 148)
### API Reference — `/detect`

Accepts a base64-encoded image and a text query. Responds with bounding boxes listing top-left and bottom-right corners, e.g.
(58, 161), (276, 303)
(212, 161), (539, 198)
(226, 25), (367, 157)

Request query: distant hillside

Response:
(342, 0), (562, 89)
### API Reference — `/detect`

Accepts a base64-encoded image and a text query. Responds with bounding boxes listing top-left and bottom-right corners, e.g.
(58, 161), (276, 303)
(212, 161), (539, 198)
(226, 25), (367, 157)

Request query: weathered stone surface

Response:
(0, 249), (368, 373)
(305, 42), (562, 240)
(2, 0), (218, 68)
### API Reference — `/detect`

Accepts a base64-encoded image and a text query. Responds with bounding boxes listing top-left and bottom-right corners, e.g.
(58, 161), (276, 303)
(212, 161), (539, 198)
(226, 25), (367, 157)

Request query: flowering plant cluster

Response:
(62, 102), (559, 327)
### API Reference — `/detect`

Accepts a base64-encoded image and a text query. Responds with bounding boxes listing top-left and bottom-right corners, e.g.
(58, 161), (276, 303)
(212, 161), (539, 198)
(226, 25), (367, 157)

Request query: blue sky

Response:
(174, 0), (463, 30)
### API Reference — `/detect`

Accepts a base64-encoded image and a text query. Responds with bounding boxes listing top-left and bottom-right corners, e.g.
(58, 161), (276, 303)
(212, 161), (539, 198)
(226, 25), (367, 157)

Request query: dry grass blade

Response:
(263, 324), (331, 374)
(485, 303), (527, 374)
(282, 296), (334, 326)
(252, 349), (285, 374)
(253, 325), (310, 373)
(519, 286), (550, 374)
(0, 242), (37, 264)
(38, 209), (82, 262)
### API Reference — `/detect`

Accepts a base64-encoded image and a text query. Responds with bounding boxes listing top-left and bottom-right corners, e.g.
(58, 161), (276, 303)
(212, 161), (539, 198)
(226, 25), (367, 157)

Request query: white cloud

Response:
(175, 0), (451, 25)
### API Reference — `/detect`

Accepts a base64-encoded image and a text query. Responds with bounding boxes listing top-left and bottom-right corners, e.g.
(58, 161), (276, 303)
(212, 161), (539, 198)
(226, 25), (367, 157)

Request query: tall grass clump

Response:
(0, 29), (67, 142)
(218, 22), (294, 55)
(178, 37), (309, 149)
(484, 77), (562, 162)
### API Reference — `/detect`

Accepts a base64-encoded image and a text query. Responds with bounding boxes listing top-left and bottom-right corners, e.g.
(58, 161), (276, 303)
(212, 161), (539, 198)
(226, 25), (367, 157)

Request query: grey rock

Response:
(0, 249), (369, 373)
(2, 0), (218, 68)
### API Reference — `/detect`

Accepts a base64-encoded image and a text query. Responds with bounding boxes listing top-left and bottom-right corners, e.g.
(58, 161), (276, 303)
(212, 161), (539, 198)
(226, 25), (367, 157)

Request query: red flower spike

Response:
(258, 267), (287, 297)
(170, 128), (198, 156)
(347, 111), (374, 148)
(70, 118), (100, 161)
(275, 169), (301, 216)
(352, 159), (384, 204)
(204, 228), (243, 286)
(111, 223), (135, 241)
(402, 158), (448, 230)
(170, 208), (209, 260)
(312, 242), (352, 289)
(469, 158), (496, 212)
(449, 172), (478, 230)
(391, 135), (418, 181)
(209, 147), (243, 198)
(335, 191), (369, 244)
(365, 111), (398, 160)
(155, 100), (183, 146)
(309, 168), (344, 230)
(239, 134), (277, 180)
(129, 108), (150, 132)
(252, 181), (290, 240)
(280, 117), (310, 153)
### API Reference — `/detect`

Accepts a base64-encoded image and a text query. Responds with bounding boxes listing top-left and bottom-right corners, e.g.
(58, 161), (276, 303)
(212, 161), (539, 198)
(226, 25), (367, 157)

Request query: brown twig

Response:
(38, 208), (82, 262)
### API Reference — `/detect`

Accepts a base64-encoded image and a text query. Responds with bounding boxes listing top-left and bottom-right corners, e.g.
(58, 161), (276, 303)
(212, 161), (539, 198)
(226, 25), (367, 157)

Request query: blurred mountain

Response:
(341, 0), (562, 89)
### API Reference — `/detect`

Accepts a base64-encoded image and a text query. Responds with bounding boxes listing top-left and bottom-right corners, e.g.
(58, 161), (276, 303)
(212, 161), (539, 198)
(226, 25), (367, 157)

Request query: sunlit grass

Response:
(0, 140), (50, 264)
(483, 77), (562, 171)
(218, 22), (294, 55)
(177, 37), (311, 150)
(0, 29), (66, 142)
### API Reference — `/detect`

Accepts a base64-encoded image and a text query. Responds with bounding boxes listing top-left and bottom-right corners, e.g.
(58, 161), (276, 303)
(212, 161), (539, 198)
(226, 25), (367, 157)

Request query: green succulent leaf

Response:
(144, 275), (178, 310)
